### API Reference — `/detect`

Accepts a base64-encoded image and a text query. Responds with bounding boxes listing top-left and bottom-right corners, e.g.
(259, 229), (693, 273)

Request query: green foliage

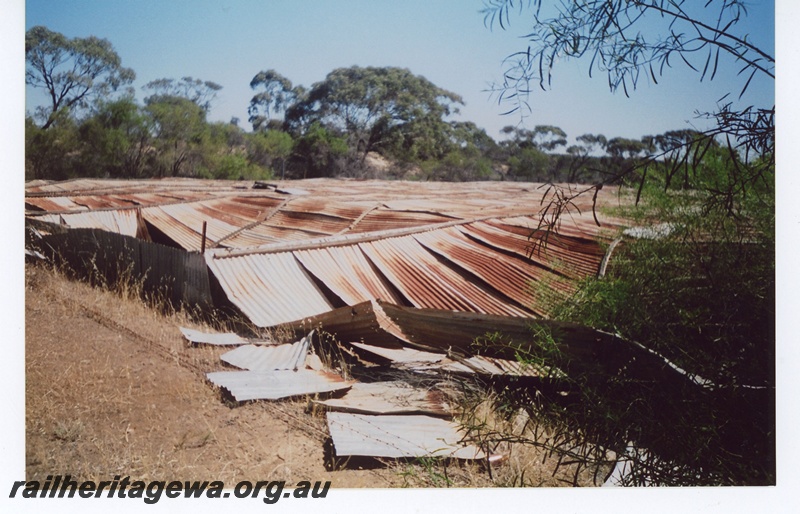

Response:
(144, 95), (208, 177)
(76, 97), (150, 178)
(506, 147), (549, 181)
(26, 26), (135, 130)
(292, 122), (349, 178)
(143, 77), (222, 112)
(25, 111), (79, 180)
(248, 70), (297, 131)
(286, 66), (464, 162)
(199, 153), (272, 181)
(248, 129), (294, 177)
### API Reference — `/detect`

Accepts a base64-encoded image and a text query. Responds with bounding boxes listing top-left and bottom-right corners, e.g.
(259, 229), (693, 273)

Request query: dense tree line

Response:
(25, 25), (694, 184)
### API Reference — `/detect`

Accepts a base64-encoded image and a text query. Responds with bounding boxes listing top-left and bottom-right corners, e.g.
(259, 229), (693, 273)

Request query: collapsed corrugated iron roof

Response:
(26, 178), (628, 328)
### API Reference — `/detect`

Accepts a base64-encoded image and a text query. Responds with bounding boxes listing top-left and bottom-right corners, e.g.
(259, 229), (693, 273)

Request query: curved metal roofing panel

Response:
(206, 251), (334, 327)
(25, 196), (84, 212)
(267, 210), (353, 234)
(293, 245), (404, 306)
(413, 227), (555, 316)
(348, 208), (459, 234)
(220, 335), (311, 371)
(217, 230), (282, 248)
(359, 236), (530, 317)
(58, 210), (140, 238)
(214, 195), (285, 220)
(141, 207), (204, 251)
(459, 220), (605, 279)
(158, 203), (242, 244)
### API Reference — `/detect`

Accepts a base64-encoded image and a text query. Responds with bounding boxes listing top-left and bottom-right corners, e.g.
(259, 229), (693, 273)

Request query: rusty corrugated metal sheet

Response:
(205, 251), (334, 327)
(294, 245), (404, 306)
(214, 195), (285, 220)
(348, 208), (459, 233)
(326, 412), (485, 459)
(349, 341), (551, 378)
(413, 227), (554, 315)
(215, 229), (283, 248)
(141, 206), (204, 251)
(267, 210), (353, 235)
(25, 196), (85, 212)
(359, 235), (531, 316)
(68, 195), (138, 210)
(460, 220), (606, 280)
(286, 301), (410, 349)
(28, 178), (632, 331)
(280, 196), (375, 221)
(157, 203), (243, 245)
(206, 370), (351, 401)
(350, 341), (444, 364)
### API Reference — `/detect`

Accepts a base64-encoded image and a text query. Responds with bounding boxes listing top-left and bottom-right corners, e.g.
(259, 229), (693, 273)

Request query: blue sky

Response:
(24, 0), (775, 144)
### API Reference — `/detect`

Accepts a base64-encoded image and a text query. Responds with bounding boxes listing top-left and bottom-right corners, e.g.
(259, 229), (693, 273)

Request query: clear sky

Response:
(24, 0), (775, 144)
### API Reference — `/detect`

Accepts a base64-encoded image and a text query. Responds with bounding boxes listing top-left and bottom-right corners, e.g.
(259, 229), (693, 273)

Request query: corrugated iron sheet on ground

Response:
(206, 370), (351, 402)
(326, 412), (485, 459)
(312, 381), (452, 417)
(180, 327), (250, 346)
(220, 332), (312, 371)
(349, 342), (552, 378)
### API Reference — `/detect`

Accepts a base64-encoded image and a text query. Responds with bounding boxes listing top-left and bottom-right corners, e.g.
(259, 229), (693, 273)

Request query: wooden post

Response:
(200, 221), (207, 253)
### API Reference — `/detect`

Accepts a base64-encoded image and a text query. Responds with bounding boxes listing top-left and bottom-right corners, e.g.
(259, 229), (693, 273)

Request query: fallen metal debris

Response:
(206, 369), (351, 402)
(312, 381), (452, 417)
(326, 412), (485, 460)
(220, 331), (313, 371)
(179, 327), (251, 346)
(349, 341), (552, 377)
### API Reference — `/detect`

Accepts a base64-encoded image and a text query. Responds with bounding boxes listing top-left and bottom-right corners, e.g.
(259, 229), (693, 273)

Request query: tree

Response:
(292, 122), (349, 178)
(144, 95), (208, 177)
(26, 26), (135, 130)
(286, 66), (464, 161)
(76, 97), (150, 178)
(25, 111), (79, 180)
(483, 0), (774, 208)
(142, 77), (222, 112)
(248, 69), (298, 131)
(248, 130), (294, 179)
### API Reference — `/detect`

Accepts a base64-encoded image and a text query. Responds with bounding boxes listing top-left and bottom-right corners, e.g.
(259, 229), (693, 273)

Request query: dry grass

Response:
(25, 262), (604, 488)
